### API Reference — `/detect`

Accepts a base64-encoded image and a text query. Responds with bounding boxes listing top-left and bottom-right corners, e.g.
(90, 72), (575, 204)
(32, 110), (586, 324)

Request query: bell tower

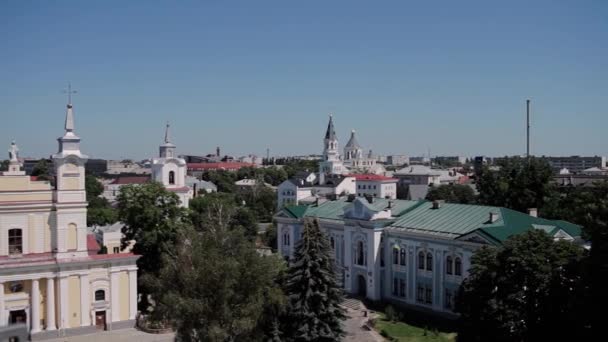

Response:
(319, 114), (344, 184)
(52, 86), (89, 258)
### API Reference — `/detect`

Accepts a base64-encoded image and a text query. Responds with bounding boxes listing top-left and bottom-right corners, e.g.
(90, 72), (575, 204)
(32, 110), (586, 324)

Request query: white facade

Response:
(277, 180), (313, 209)
(354, 177), (398, 199)
(150, 123), (192, 208)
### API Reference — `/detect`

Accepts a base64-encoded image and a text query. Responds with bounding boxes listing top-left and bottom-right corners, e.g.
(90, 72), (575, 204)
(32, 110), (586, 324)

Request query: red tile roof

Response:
(346, 174), (397, 181)
(87, 234), (101, 255)
(187, 162), (254, 171)
(111, 176), (151, 185)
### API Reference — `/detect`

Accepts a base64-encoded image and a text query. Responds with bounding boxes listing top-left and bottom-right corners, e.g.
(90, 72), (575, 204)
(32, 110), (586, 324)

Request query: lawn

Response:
(374, 313), (457, 342)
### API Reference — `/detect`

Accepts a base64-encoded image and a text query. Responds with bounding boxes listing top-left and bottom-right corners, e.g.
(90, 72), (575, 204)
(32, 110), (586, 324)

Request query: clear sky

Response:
(1, 0), (606, 160)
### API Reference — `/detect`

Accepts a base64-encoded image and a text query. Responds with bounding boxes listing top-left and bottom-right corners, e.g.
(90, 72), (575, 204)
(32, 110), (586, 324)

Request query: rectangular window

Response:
(399, 279), (406, 298)
(8, 229), (23, 255)
(113, 247), (120, 254)
(416, 286), (424, 303)
(425, 287), (433, 304)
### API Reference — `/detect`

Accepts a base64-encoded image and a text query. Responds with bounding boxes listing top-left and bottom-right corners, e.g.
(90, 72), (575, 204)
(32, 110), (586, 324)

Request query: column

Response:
(80, 274), (90, 326)
(31, 279), (41, 333)
(128, 270), (137, 320)
(0, 282), (5, 327)
(46, 278), (56, 330)
(58, 276), (68, 329)
(110, 271), (120, 322)
(408, 246), (416, 304)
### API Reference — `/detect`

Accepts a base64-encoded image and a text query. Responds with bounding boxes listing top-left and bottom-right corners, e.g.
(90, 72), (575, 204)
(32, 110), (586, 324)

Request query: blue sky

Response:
(1, 0), (606, 160)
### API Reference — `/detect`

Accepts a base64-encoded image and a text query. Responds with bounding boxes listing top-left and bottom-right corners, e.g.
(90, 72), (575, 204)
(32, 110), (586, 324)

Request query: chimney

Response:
(193, 183), (198, 197)
(489, 212), (499, 223)
(388, 200), (393, 209)
(432, 200), (444, 209)
(314, 197), (320, 206)
(216, 146), (220, 157)
(364, 194), (374, 204)
(527, 208), (538, 217)
(347, 194), (356, 202)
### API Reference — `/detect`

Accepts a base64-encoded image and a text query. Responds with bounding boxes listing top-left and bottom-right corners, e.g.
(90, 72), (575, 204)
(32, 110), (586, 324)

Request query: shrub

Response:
(380, 329), (390, 338)
(385, 305), (396, 322)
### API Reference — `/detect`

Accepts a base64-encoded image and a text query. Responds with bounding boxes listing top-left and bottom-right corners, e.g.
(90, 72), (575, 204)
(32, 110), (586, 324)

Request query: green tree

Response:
(0, 160), (9, 172)
(31, 159), (51, 180)
(117, 182), (187, 310)
(151, 225), (287, 341)
(86, 175), (118, 226)
(476, 157), (555, 214)
(456, 230), (586, 341)
(284, 218), (346, 341)
(262, 222), (278, 252)
(202, 170), (237, 193)
(426, 184), (476, 204)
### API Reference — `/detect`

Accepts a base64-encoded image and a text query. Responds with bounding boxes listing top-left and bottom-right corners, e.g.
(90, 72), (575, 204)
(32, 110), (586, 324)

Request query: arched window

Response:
(393, 248), (399, 265)
(426, 252), (433, 271)
(169, 171), (175, 185)
(356, 241), (365, 265)
(8, 228), (22, 255)
(95, 290), (105, 301)
(455, 257), (462, 276)
(446, 256), (453, 275)
(418, 251), (425, 270)
(400, 248), (406, 266)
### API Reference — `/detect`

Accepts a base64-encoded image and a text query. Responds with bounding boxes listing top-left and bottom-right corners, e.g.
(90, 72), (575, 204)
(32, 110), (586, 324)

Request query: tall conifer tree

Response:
(284, 218), (346, 341)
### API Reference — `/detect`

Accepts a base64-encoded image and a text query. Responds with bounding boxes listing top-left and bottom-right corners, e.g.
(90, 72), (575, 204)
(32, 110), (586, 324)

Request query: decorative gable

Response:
(457, 232), (492, 245)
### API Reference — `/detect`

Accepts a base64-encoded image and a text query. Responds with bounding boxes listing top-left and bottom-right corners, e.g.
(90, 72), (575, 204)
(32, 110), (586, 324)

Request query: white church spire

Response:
(164, 121), (171, 143)
(64, 83), (77, 133)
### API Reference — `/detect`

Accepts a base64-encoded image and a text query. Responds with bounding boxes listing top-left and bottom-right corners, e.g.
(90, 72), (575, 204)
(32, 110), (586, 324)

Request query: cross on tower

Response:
(63, 83), (77, 104)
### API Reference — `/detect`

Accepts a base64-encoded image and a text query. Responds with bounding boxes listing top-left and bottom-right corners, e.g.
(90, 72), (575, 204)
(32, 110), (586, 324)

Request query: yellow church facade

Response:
(0, 102), (139, 339)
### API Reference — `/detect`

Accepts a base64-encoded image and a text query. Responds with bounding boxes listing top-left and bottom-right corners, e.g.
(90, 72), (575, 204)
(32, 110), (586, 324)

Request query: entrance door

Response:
(357, 275), (367, 297)
(9, 310), (27, 325)
(95, 311), (107, 330)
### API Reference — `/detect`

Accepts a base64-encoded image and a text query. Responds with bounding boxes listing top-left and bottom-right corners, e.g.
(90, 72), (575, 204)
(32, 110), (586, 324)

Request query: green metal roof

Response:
(281, 199), (582, 245)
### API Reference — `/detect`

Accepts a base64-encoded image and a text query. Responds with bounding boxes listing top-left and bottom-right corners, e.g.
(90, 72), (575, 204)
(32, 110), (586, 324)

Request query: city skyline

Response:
(1, 0), (607, 159)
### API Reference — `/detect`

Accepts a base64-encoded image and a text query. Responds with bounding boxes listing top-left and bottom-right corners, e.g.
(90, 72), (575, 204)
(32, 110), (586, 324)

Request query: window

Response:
(393, 248), (399, 265)
(426, 252), (433, 271)
(399, 279), (406, 298)
(169, 171), (175, 185)
(416, 285), (424, 303)
(455, 257), (462, 276)
(9, 282), (23, 293)
(425, 287), (433, 304)
(8, 229), (22, 255)
(446, 256), (453, 275)
(356, 241), (365, 266)
(445, 289), (454, 310)
(282, 232), (290, 246)
(393, 278), (399, 295)
(95, 290), (105, 301)
(113, 247), (120, 254)
(418, 251), (425, 270)
(380, 244), (385, 267)
(400, 248), (406, 266)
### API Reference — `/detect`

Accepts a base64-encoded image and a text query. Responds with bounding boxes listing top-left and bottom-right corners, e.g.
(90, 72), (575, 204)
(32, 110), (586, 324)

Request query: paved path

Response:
(342, 298), (385, 342)
(42, 328), (174, 342)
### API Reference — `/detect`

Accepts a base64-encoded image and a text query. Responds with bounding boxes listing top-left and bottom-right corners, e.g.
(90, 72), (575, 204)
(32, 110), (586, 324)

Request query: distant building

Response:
(106, 160), (150, 175)
(235, 178), (273, 192)
(349, 174), (398, 199)
(185, 176), (217, 196)
(102, 176), (150, 202)
(386, 155), (409, 166)
(276, 175), (356, 209)
(187, 162), (255, 178)
(543, 156), (607, 174)
(409, 156), (431, 165)
(393, 165), (442, 186)
(433, 156), (467, 166)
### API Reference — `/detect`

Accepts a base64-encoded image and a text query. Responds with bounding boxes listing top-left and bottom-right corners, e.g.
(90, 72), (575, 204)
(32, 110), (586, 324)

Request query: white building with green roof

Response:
(275, 197), (582, 315)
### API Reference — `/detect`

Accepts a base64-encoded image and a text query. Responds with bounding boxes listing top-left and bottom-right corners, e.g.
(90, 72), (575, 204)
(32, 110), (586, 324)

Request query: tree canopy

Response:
(456, 230), (587, 341)
(86, 175), (118, 226)
(426, 184), (476, 204)
(476, 157), (555, 214)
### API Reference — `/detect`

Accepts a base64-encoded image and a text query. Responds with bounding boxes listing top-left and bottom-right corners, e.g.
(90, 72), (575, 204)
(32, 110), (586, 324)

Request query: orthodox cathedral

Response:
(0, 101), (138, 338)
(318, 115), (384, 185)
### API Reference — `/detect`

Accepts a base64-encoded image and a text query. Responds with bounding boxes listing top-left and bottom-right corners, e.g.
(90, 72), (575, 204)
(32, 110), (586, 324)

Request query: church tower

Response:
(52, 98), (89, 258)
(319, 114), (344, 184)
(151, 123), (191, 207)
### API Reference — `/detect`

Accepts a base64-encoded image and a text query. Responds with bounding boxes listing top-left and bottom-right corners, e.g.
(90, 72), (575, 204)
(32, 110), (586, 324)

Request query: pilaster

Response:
(58, 276), (68, 329)
(80, 274), (90, 326)
(110, 271), (120, 322)
(128, 270), (137, 320)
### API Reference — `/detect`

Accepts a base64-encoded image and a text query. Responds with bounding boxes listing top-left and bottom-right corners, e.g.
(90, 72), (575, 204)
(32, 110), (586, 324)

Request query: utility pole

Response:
(526, 99), (531, 158)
